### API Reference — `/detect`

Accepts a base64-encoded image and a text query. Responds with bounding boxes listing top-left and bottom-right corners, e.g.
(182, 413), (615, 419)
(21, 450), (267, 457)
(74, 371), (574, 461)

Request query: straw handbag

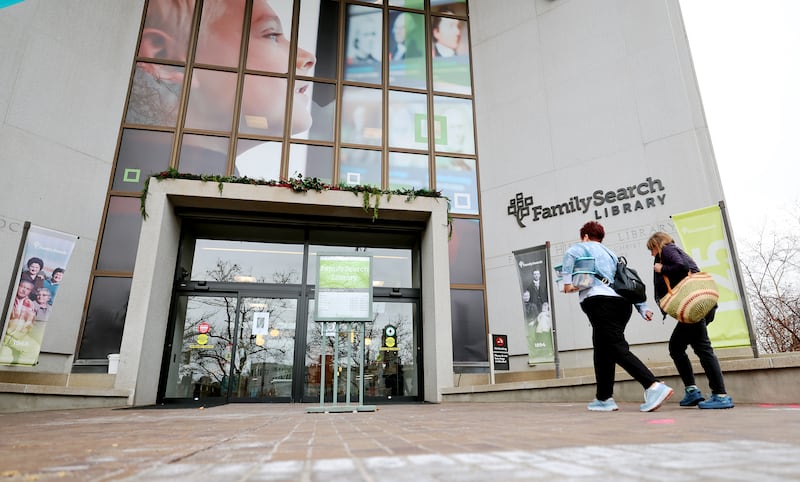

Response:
(659, 272), (719, 323)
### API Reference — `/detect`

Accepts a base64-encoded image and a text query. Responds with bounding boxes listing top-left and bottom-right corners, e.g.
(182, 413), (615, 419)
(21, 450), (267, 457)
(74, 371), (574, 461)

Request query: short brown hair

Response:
(580, 221), (605, 242)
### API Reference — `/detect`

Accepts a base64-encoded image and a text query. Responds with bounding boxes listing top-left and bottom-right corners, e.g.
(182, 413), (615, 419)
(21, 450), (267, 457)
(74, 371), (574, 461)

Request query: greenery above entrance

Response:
(140, 168), (448, 223)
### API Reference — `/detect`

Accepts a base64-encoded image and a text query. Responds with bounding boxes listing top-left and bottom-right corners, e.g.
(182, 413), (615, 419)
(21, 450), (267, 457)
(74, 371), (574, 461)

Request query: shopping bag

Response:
(659, 272), (719, 323)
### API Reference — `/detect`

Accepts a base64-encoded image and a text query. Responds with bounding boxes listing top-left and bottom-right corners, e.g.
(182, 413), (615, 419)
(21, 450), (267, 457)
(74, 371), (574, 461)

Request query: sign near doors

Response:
(314, 254), (373, 321)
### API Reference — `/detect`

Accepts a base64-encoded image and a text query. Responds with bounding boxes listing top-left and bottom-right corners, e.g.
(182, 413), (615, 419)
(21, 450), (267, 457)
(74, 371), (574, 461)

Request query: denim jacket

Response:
(561, 241), (650, 317)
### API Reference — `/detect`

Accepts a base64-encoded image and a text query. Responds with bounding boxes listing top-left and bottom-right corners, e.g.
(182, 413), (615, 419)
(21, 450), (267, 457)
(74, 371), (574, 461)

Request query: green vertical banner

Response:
(513, 244), (555, 364)
(672, 205), (750, 348)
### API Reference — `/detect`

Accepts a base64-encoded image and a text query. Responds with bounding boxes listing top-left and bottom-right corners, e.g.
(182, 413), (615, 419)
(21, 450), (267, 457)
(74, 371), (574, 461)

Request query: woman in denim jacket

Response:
(561, 221), (673, 412)
(647, 232), (734, 409)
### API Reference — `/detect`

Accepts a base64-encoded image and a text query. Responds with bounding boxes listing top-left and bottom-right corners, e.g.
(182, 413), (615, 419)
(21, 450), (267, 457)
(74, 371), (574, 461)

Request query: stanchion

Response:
(307, 321), (376, 413)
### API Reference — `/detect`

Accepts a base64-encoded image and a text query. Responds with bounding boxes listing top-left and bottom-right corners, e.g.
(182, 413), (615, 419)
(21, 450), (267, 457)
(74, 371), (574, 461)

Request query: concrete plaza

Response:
(1, 400), (799, 481)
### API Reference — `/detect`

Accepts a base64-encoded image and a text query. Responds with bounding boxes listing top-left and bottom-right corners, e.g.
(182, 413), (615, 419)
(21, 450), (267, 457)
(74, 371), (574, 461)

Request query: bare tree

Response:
(739, 218), (800, 353)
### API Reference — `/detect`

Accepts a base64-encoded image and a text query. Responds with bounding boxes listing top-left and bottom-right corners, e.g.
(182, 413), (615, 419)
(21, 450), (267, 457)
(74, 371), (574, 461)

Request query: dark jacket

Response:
(653, 243), (703, 317)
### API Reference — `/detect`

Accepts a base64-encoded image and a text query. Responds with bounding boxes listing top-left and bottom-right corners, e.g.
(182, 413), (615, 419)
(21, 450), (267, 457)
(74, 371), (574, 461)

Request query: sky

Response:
(679, 0), (800, 245)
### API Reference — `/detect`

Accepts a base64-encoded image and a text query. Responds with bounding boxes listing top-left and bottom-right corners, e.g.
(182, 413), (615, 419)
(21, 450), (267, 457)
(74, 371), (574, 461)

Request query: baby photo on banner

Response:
(513, 245), (555, 364)
(0, 224), (77, 366)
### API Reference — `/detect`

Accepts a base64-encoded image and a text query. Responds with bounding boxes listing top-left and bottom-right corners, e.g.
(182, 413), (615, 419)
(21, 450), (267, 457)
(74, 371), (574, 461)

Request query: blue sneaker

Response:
(640, 382), (674, 412)
(679, 387), (705, 407)
(588, 398), (619, 412)
(698, 394), (734, 409)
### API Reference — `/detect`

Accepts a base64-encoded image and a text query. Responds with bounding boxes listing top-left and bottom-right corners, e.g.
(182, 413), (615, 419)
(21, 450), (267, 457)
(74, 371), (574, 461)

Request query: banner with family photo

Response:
(513, 244), (555, 364)
(1, 224), (77, 366)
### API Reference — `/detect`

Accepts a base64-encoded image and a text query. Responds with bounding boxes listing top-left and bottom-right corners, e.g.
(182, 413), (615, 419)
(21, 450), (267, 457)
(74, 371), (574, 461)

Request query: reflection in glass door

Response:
(163, 294), (237, 400)
(229, 297), (297, 400)
(304, 299), (419, 402)
(162, 294), (297, 402)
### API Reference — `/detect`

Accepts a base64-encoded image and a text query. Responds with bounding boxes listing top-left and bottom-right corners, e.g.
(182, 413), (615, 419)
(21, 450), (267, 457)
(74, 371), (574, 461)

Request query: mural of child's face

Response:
(198, 0), (316, 136)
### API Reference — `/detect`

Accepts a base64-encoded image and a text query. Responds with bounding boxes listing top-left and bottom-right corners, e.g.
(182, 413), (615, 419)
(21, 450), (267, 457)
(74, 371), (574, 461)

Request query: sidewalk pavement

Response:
(1, 401), (800, 481)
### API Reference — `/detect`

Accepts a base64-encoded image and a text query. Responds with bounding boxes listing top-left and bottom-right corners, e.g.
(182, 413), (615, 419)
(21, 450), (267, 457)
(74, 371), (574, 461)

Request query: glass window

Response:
(96, 197), (143, 273)
(235, 140), (281, 180)
(126, 63), (184, 127)
(246, 0), (293, 73)
(448, 218), (483, 284)
(137, 0), (196, 62)
(340, 148), (381, 187)
(179, 134), (229, 175)
(341, 86), (382, 146)
(389, 11), (427, 89)
(195, 0), (245, 68)
(191, 239), (305, 283)
(295, 81), (336, 143)
(238, 75), (289, 137)
(298, 0), (339, 79)
(389, 90), (428, 150)
(450, 289), (487, 363)
(433, 95), (475, 154)
(431, 16), (472, 94)
(112, 129), (172, 192)
(389, 0), (424, 10)
(77, 277), (132, 359)
(436, 156), (478, 215)
(388, 152), (429, 190)
(344, 4), (382, 84)
(288, 144), (333, 183)
(432, 0), (468, 16)
(184, 69), (237, 132)
(307, 246), (412, 287)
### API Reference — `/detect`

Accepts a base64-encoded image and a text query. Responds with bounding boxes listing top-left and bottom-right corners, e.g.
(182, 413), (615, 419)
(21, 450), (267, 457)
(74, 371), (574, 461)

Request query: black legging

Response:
(669, 314), (727, 394)
(581, 295), (658, 400)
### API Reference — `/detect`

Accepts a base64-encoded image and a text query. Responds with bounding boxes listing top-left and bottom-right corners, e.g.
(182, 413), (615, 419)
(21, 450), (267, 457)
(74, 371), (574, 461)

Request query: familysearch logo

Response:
(508, 177), (667, 228)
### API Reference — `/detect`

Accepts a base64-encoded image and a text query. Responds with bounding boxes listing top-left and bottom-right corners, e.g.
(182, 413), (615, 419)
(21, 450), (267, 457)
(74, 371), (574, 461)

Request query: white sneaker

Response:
(588, 398), (619, 412)
(640, 382), (674, 412)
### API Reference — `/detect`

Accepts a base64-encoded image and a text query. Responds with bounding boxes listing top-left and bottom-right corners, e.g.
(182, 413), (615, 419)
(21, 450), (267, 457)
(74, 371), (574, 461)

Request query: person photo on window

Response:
(130, 0), (316, 154)
(431, 14), (462, 57)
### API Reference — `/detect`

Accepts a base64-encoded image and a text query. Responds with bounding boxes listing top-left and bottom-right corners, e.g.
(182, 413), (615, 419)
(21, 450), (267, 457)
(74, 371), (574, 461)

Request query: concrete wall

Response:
(0, 0), (144, 372)
(469, 0), (729, 365)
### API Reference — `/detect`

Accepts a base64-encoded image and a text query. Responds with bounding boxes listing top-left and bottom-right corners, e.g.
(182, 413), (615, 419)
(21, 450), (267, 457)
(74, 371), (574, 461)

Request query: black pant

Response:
(669, 314), (727, 394)
(581, 296), (658, 400)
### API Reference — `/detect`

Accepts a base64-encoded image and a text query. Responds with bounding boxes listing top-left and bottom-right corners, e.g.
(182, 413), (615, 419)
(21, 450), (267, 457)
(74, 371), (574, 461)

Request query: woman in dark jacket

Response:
(646, 232), (734, 409)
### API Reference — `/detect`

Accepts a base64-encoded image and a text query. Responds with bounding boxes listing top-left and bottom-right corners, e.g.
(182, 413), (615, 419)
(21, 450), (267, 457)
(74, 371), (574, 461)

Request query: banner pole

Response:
(545, 241), (561, 378)
(0, 222), (30, 335)
(718, 201), (759, 358)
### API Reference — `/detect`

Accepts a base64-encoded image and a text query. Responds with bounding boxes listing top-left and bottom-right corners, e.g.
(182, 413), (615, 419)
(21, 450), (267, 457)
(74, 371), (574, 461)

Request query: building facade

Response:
(0, 0), (729, 406)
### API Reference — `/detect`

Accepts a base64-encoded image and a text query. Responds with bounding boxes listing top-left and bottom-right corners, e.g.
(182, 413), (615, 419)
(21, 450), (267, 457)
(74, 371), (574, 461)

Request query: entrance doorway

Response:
(158, 225), (422, 404)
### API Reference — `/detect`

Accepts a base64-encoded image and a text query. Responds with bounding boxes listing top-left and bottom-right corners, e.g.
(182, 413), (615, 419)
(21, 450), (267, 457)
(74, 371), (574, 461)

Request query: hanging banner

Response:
(314, 254), (373, 322)
(513, 244), (555, 364)
(1, 224), (78, 366)
(672, 205), (750, 348)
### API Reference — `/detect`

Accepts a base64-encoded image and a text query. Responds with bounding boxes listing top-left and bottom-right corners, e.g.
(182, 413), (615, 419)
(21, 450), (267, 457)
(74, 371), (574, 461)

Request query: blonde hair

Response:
(646, 231), (674, 253)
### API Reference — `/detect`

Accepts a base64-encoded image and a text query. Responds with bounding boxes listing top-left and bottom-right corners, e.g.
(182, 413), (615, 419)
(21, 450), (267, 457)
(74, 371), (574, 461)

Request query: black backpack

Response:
(586, 244), (647, 304)
(607, 256), (647, 304)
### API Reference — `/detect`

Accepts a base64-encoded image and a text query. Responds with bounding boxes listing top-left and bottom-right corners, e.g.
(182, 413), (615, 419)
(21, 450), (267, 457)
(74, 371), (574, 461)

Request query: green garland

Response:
(140, 168), (448, 225)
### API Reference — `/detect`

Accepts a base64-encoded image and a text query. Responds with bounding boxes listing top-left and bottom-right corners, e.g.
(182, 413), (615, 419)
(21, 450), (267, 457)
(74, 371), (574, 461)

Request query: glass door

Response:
(303, 297), (420, 403)
(162, 293), (238, 402)
(228, 297), (297, 400)
(161, 293), (299, 403)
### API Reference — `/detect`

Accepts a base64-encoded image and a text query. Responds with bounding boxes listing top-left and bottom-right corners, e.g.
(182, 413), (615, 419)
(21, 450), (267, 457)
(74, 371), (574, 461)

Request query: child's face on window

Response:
(201, 0), (316, 135)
